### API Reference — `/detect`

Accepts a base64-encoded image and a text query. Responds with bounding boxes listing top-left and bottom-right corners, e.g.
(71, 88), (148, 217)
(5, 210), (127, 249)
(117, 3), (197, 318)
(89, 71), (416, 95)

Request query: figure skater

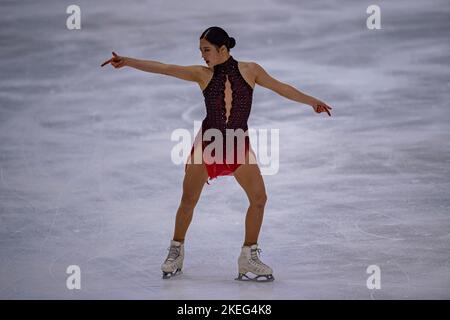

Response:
(101, 26), (332, 282)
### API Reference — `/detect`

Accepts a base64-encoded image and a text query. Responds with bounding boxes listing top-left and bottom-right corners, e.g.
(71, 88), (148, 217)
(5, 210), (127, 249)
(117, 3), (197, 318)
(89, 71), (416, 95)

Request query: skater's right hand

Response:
(101, 51), (127, 68)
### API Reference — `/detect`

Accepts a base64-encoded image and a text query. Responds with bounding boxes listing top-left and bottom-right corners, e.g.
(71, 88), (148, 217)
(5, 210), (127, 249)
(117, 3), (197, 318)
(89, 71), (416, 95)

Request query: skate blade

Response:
(235, 273), (274, 282)
(162, 269), (183, 279)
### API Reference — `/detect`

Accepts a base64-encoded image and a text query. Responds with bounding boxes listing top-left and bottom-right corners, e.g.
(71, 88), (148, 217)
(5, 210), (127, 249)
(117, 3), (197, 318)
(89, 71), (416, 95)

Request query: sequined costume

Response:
(185, 55), (255, 184)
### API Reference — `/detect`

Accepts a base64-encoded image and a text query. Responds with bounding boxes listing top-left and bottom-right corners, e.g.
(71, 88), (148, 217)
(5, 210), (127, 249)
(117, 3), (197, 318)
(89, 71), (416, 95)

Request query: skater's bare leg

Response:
(172, 162), (208, 243)
(233, 159), (267, 247)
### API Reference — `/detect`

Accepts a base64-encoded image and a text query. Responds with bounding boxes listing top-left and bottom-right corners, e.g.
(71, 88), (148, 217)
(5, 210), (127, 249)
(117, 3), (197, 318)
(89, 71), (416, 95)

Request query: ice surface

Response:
(0, 0), (449, 299)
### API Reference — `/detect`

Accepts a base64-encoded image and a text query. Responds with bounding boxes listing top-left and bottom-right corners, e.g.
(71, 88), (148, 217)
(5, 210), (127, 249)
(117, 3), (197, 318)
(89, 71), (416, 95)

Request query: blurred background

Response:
(0, 0), (449, 299)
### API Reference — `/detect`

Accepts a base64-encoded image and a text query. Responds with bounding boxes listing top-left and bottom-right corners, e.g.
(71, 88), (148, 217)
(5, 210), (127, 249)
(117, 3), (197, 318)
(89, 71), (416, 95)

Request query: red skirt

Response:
(184, 127), (256, 184)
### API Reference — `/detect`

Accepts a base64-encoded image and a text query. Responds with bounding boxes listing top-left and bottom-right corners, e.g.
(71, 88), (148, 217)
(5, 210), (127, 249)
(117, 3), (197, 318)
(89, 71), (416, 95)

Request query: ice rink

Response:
(0, 0), (449, 299)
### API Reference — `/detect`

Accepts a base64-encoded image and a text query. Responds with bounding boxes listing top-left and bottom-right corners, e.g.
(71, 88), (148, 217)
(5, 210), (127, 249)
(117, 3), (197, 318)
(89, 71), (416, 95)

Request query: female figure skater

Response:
(102, 26), (332, 282)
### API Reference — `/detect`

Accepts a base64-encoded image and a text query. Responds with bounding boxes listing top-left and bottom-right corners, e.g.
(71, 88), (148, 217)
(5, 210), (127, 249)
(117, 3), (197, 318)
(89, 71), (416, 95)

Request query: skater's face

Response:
(199, 38), (228, 68)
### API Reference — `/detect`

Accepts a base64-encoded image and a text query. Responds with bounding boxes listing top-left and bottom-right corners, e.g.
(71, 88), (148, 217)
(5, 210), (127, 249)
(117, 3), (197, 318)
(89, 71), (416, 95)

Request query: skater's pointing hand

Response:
(310, 98), (332, 117)
(101, 51), (127, 68)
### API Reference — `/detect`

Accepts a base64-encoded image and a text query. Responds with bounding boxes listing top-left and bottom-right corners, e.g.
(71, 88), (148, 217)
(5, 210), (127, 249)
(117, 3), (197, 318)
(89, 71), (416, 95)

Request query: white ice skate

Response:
(161, 240), (184, 279)
(235, 244), (274, 282)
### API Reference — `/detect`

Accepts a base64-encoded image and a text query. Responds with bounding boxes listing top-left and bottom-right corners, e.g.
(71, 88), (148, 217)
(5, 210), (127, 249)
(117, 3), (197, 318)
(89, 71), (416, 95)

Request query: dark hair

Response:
(200, 26), (236, 52)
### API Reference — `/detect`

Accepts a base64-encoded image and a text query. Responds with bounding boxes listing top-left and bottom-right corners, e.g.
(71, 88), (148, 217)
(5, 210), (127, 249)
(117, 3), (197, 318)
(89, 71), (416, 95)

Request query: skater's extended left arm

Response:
(252, 63), (332, 116)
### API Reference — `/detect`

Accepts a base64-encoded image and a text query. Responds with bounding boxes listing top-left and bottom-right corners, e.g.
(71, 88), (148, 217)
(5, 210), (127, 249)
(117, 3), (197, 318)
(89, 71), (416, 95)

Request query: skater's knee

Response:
(249, 193), (267, 209)
(180, 193), (198, 211)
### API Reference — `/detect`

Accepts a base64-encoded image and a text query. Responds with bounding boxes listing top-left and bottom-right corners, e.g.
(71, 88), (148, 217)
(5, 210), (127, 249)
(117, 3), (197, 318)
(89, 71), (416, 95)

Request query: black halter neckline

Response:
(213, 55), (235, 72)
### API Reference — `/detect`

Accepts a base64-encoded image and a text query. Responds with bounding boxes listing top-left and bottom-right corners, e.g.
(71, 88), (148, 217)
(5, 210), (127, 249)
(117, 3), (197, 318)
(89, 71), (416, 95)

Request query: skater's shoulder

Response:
(237, 61), (260, 78)
(236, 60), (256, 70)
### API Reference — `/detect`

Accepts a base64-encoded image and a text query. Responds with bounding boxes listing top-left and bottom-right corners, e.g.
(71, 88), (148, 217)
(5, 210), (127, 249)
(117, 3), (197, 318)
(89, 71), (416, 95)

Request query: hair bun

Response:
(228, 37), (236, 49)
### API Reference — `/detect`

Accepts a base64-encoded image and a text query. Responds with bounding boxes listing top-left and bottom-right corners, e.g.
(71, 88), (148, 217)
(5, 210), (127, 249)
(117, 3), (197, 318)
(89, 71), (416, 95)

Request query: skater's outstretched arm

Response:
(101, 52), (203, 83)
(252, 63), (332, 116)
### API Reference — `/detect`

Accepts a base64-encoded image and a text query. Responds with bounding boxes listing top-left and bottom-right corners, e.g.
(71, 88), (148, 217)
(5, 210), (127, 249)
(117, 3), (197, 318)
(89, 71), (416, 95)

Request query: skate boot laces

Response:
(166, 245), (180, 262)
(251, 248), (262, 260)
(250, 248), (268, 267)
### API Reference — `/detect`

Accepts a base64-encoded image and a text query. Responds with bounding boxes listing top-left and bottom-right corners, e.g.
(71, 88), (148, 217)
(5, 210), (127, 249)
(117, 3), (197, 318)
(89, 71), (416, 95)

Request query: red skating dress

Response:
(184, 55), (255, 184)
